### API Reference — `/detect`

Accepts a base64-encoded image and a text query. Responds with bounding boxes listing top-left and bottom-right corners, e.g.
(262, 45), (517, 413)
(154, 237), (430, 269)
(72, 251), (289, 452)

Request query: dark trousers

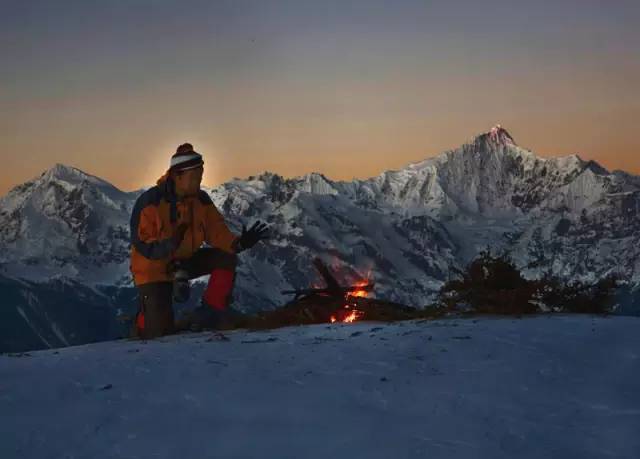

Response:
(134, 248), (237, 339)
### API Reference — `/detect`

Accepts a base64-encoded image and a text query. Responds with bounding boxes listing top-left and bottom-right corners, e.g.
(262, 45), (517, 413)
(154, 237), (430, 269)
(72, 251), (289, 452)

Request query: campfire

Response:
(281, 259), (373, 324)
(218, 257), (444, 331)
(330, 280), (372, 323)
(330, 308), (365, 323)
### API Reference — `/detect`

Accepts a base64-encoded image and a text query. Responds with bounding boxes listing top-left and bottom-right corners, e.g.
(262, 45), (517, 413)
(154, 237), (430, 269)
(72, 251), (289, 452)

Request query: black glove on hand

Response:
(236, 220), (269, 252)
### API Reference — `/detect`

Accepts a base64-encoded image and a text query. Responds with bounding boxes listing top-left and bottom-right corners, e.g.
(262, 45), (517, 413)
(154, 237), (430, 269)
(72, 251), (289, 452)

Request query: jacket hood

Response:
(156, 170), (170, 186)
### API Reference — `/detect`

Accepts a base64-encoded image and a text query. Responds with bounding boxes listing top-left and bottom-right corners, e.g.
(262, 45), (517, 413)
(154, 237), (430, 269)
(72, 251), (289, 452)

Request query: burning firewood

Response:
(281, 258), (375, 301)
(192, 258), (447, 332)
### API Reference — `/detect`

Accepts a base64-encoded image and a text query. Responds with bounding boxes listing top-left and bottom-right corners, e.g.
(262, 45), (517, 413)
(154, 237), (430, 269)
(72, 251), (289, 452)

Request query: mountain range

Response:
(2, 125), (639, 351)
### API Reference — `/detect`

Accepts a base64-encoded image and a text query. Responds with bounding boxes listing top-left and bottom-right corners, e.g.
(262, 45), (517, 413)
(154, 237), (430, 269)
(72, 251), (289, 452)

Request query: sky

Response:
(1, 0), (639, 194)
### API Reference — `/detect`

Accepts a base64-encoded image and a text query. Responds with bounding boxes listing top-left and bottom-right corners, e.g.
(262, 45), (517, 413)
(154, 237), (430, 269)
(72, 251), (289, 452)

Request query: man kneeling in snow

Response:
(129, 143), (268, 339)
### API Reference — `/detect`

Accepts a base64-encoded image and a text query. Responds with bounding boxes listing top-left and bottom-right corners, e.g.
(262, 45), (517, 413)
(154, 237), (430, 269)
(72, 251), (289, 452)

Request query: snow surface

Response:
(1, 315), (639, 459)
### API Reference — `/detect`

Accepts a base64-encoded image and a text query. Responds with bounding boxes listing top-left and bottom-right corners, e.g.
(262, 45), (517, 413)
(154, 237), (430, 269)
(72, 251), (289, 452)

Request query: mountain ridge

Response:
(0, 127), (640, 349)
(1, 125), (638, 351)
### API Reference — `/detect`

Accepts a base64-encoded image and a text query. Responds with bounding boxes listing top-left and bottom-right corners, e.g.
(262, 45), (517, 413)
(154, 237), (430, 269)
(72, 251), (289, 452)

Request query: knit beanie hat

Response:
(170, 143), (204, 173)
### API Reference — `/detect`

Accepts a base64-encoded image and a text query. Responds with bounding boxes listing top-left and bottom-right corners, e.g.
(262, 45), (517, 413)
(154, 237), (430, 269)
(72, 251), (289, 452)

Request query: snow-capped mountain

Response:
(207, 124), (640, 304)
(2, 125), (639, 350)
(0, 163), (137, 286)
(338, 125), (640, 285)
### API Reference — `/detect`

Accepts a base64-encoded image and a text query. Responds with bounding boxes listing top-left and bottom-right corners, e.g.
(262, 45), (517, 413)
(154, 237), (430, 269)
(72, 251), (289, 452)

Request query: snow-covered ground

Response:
(1, 315), (639, 459)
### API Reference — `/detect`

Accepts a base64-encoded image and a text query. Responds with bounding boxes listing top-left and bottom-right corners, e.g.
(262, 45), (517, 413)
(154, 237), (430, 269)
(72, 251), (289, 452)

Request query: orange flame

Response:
(343, 309), (365, 323)
(347, 289), (368, 298)
(330, 303), (366, 324)
(345, 280), (370, 300)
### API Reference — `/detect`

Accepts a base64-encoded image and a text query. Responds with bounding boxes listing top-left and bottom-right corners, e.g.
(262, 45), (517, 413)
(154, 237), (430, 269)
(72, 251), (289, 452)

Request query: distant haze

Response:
(2, 0), (639, 194)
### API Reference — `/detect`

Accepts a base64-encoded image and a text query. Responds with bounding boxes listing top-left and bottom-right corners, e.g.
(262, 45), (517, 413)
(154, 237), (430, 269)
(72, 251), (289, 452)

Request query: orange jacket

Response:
(129, 172), (238, 286)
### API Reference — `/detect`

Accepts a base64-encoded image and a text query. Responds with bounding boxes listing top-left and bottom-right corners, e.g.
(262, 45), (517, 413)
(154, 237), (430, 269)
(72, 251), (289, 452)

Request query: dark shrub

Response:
(441, 251), (618, 315)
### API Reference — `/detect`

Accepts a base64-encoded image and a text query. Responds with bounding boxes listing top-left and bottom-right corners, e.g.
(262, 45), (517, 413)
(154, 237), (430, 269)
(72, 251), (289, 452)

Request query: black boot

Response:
(172, 267), (191, 303)
(185, 302), (225, 332)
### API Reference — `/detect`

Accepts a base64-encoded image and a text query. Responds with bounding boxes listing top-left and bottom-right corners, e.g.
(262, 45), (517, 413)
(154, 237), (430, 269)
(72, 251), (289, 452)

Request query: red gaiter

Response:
(136, 311), (145, 332)
(203, 269), (235, 310)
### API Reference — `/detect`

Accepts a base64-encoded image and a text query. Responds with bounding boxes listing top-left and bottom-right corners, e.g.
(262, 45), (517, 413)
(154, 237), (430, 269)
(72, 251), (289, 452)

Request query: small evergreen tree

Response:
(440, 252), (618, 315)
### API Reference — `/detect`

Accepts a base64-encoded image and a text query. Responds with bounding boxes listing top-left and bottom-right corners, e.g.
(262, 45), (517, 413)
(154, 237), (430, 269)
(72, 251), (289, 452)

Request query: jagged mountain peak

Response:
(48, 162), (81, 175)
(400, 124), (521, 173)
(41, 163), (90, 183)
(243, 171), (283, 183)
(39, 163), (120, 192)
(245, 171), (336, 193)
(0, 163), (133, 212)
(472, 124), (517, 148)
(299, 171), (333, 183)
(297, 172), (338, 195)
(552, 155), (612, 178)
(583, 159), (609, 175)
(242, 171), (334, 189)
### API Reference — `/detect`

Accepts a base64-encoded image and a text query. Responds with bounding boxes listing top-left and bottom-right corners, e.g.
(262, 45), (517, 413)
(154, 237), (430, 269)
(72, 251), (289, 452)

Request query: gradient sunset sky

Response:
(1, 0), (639, 195)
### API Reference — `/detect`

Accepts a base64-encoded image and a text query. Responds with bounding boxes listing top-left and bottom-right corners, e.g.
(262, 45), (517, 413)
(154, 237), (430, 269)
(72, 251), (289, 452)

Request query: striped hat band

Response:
(170, 151), (203, 172)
